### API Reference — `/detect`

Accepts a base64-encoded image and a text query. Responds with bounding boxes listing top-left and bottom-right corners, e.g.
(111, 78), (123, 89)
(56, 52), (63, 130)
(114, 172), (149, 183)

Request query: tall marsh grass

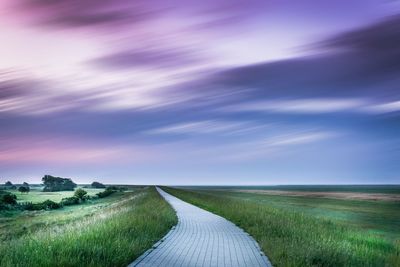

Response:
(0, 187), (177, 267)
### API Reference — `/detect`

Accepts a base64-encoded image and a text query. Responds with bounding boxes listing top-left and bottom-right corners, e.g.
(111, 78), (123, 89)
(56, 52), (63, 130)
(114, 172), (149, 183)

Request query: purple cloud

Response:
(199, 14), (400, 103)
(320, 14), (400, 76)
(19, 0), (157, 29)
(92, 48), (202, 70)
(322, 14), (400, 54)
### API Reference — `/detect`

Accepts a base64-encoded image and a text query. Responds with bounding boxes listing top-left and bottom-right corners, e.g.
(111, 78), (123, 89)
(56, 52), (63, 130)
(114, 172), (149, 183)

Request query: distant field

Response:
(7, 187), (105, 203)
(230, 189), (400, 201)
(165, 186), (400, 267)
(0, 187), (177, 267)
(200, 189), (400, 239)
(179, 185), (400, 239)
(180, 184), (400, 194)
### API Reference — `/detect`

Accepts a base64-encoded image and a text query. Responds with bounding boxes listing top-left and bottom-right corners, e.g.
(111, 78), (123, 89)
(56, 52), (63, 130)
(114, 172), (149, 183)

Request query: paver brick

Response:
(129, 187), (272, 267)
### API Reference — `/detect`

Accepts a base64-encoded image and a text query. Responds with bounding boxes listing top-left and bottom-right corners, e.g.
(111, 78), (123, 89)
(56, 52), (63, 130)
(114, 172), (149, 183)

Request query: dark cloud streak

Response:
(321, 14), (400, 75)
(19, 0), (158, 29)
(92, 48), (202, 70)
(199, 14), (400, 102)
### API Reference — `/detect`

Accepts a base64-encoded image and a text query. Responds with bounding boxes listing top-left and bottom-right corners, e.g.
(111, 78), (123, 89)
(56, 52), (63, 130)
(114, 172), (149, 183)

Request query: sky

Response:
(0, 0), (400, 185)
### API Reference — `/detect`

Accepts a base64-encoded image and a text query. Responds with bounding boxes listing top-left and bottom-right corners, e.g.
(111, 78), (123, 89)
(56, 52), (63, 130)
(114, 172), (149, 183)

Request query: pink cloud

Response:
(0, 136), (157, 164)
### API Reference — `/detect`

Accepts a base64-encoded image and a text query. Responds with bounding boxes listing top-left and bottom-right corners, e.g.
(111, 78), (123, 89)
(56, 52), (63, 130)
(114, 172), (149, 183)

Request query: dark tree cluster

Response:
(4, 181), (16, 190)
(18, 182), (30, 194)
(42, 175), (77, 192)
(0, 191), (17, 210)
(91, 181), (106, 188)
(1, 191), (17, 205)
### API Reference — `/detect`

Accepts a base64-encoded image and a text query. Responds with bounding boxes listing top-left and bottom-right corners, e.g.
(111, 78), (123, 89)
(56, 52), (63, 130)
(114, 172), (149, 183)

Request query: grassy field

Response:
(0, 187), (177, 267)
(163, 186), (400, 267)
(183, 188), (400, 240)
(182, 185), (400, 194)
(7, 187), (105, 203)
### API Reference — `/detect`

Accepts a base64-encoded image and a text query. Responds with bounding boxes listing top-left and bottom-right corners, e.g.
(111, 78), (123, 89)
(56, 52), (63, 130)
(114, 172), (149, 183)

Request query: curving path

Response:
(129, 187), (272, 267)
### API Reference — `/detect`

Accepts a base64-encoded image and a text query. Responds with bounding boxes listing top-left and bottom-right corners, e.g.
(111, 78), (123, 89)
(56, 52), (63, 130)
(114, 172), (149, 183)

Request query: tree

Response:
(18, 186), (29, 194)
(74, 188), (87, 201)
(18, 182), (30, 194)
(91, 181), (106, 188)
(42, 175), (77, 191)
(4, 181), (16, 189)
(1, 192), (17, 205)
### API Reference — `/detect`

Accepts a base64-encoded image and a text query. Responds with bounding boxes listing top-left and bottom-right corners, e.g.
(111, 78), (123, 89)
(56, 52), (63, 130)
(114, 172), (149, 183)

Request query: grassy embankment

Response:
(163, 187), (400, 267)
(0, 187), (177, 267)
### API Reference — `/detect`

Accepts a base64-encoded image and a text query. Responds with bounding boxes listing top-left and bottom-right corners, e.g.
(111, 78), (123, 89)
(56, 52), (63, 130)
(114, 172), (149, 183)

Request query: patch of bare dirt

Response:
(234, 190), (400, 201)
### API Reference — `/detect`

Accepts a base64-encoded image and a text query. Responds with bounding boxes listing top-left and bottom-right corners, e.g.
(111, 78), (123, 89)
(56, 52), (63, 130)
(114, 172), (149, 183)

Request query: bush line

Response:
(0, 186), (122, 211)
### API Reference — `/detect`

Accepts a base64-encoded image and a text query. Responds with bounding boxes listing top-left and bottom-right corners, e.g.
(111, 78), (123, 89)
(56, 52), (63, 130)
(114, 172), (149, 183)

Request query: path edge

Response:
(127, 187), (178, 267)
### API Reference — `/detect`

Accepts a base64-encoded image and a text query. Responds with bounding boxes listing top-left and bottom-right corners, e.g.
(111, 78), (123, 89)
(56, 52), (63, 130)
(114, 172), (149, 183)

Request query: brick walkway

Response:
(129, 187), (272, 267)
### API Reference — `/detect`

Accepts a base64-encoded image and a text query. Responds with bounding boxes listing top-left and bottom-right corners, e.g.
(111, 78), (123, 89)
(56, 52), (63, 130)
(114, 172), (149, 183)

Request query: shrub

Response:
(43, 200), (61, 209)
(61, 196), (80, 206)
(21, 202), (36, 210)
(1, 191), (17, 205)
(74, 188), (88, 201)
(23, 200), (62, 211)
(96, 187), (116, 198)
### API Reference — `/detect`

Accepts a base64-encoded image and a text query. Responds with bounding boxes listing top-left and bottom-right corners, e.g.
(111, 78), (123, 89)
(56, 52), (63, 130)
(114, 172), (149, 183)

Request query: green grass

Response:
(180, 185), (400, 194)
(0, 187), (177, 267)
(1, 189), (128, 241)
(8, 187), (105, 203)
(163, 187), (400, 267)
(197, 189), (400, 240)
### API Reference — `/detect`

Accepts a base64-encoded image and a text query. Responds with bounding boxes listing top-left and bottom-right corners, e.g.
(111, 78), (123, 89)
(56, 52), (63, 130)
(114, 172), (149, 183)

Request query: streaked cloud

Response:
(92, 48), (203, 70)
(186, 130), (337, 162)
(147, 120), (252, 135)
(222, 99), (367, 114)
(364, 101), (400, 114)
(0, 0), (399, 184)
(220, 98), (400, 114)
(264, 132), (335, 146)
